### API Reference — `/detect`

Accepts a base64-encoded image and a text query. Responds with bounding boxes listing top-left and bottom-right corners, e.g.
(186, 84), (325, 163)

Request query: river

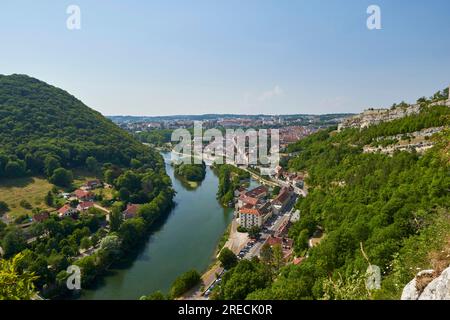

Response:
(79, 152), (255, 300)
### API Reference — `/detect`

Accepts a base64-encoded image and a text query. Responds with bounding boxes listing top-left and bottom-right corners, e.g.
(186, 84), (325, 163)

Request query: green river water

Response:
(79, 152), (256, 300)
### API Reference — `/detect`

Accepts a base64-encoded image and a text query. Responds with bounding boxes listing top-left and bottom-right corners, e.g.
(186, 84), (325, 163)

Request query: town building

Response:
(57, 204), (78, 218)
(77, 201), (95, 212)
(33, 211), (50, 223)
(237, 185), (269, 209)
(73, 189), (95, 202)
(264, 236), (294, 260)
(271, 187), (293, 215)
(238, 201), (272, 229)
(122, 203), (140, 220)
(83, 179), (102, 190)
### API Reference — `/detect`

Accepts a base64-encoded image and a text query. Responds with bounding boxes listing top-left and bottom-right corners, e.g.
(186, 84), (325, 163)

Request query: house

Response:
(58, 204), (78, 218)
(245, 185), (268, 199)
(238, 202), (272, 229)
(237, 185), (269, 209)
(33, 211), (50, 223)
(239, 205), (264, 229)
(271, 187), (293, 214)
(265, 236), (294, 260)
(237, 194), (260, 208)
(73, 189), (95, 201)
(77, 201), (95, 212)
(122, 204), (140, 220)
(234, 186), (246, 197)
(84, 179), (102, 190)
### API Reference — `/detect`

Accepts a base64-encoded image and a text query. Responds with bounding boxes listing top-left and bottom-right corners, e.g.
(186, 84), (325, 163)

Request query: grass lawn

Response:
(72, 168), (102, 189)
(0, 176), (53, 219)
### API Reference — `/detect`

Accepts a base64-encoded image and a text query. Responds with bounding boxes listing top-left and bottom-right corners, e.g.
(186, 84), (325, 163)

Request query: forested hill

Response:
(213, 90), (450, 300)
(0, 74), (164, 179)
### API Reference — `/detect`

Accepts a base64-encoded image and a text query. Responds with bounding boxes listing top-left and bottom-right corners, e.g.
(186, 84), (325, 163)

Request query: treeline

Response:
(214, 164), (250, 206)
(211, 100), (449, 299)
(136, 129), (173, 147)
(140, 269), (201, 300)
(0, 186), (174, 298)
(0, 74), (175, 298)
(174, 161), (206, 182)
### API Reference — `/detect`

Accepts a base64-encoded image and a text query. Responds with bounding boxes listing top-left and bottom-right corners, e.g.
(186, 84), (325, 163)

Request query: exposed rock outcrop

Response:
(401, 267), (450, 300)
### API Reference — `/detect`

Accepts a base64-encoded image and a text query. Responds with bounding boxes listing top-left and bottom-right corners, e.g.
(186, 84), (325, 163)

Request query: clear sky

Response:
(1, 0), (449, 116)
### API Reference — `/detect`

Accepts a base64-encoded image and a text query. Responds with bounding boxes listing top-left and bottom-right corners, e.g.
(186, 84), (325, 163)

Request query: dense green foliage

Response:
(215, 98), (450, 300)
(214, 164), (250, 206)
(0, 74), (165, 180)
(218, 248), (238, 270)
(136, 129), (173, 147)
(0, 75), (175, 298)
(169, 269), (201, 298)
(174, 161), (206, 182)
(0, 253), (38, 300)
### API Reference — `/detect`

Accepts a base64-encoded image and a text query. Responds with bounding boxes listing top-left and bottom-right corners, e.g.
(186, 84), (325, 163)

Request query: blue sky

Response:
(1, 0), (449, 116)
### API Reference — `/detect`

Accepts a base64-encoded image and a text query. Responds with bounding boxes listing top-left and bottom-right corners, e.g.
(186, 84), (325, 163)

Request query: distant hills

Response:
(107, 113), (354, 123)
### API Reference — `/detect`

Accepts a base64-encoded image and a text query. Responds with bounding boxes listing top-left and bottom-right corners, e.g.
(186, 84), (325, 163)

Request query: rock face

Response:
(401, 267), (450, 300)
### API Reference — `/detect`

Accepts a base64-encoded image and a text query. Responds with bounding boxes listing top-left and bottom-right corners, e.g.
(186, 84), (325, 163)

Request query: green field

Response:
(0, 176), (53, 219)
(72, 168), (102, 188)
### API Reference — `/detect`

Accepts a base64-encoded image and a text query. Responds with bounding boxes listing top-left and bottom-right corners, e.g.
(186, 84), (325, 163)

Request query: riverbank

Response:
(181, 217), (249, 300)
(78, 152), (234, 300)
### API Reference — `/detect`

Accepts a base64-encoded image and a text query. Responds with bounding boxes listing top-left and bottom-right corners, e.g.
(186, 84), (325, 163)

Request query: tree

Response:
(2, 228), (27, 258)
(140, 291), (166, 300)
(295, 229), (310, 254)
(0, 201), (9, 215)
(109, 207), (123, 232)
(260, 243), (274, 265)
(44, 191), (54, 207)
(119, 187), (130, 202)
(248, 226), (261, 239)
(5, 160), (26, 178)
(130, 159), (142, 169)
(50, 168), (73, 187)
(86, 156), (99, 172)
(272, 244), (284, 272)
(99, 234), (122, 256)
(80, 237), (92, 250)
(218, 248), (238, 270)
(119, 217), (146, 251)
(169, 270), (201, 298)
(220, 259), (272, 300)
(44, 156), (60, 177)
(0, 253), (38, 300)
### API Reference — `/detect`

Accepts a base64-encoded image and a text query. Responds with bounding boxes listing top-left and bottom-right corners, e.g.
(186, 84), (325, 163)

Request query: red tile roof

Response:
(78, 201), (95, 211)
(239, 195), (259, 206)
(58, 204), (72, 214)
(74, 189), (93, 199)
(273, 188), (291, 205)
(124, 204), (140, 216)
(266, 236), (282, 246)
(33, 211), (49, 222)
(245, 185), (268, 198)
(239, 206), (262, 216)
